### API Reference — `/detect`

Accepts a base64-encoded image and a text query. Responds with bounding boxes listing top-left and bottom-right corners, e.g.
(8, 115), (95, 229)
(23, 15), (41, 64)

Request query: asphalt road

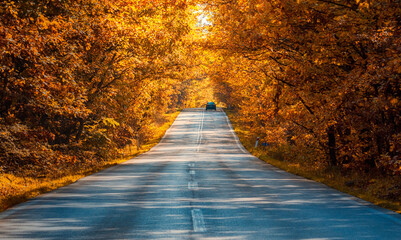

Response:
(1, 108), (401, 239)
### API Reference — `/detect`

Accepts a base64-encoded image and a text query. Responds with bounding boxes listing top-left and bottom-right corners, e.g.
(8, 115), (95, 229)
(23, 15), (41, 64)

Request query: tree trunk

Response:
(75, 118), (85, 141)
(327, 125), (337, 166)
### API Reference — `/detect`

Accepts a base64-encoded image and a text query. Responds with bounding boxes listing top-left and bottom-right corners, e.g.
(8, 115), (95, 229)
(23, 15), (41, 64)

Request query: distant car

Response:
(206, 102), (216, 111)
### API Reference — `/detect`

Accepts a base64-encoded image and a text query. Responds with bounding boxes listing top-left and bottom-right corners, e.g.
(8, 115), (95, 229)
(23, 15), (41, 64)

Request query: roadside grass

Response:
(225, 109), (401, 214)
(0, 111), (181, 212)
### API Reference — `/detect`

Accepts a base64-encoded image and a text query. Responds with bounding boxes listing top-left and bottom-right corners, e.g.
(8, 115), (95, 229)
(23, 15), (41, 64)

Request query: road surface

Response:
(1, 108), (401, 239)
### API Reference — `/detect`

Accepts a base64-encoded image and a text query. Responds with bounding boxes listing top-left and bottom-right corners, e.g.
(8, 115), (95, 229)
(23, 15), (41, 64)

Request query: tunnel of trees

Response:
(1, 0), (400, 179)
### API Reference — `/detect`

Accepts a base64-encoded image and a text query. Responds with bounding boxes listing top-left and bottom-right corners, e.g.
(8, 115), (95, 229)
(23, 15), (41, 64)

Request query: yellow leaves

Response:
(3, 1), (18, 19)
(37, 14), (51, 30)
(0, 1), (196, 201)
(201, 0), (401, 174)
(359, 2), (371, 9)
(4, 32), (14, 43)
(102, 118), (120, 128)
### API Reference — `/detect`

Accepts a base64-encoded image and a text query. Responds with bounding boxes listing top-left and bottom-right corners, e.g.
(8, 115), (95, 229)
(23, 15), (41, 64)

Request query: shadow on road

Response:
(1, 109), (400, 239)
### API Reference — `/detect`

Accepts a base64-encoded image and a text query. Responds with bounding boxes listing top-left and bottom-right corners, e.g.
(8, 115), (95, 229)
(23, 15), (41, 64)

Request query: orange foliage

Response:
(204, 0), (401, 174)
(1, 0), (400, 182)
(0, 0), (198, 176)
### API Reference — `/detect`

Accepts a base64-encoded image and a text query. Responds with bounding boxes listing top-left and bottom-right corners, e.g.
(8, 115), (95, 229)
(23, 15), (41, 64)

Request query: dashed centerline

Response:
(188, 181), (199, 190)
(196, 110), (205, 152)
(191, 209), (206, 232)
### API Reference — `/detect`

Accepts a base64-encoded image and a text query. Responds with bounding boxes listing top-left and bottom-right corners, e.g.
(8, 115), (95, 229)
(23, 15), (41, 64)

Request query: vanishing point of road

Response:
(1, 108), (401, 239)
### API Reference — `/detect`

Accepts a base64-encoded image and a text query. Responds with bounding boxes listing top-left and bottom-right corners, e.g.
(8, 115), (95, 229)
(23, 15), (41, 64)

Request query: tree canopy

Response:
(1, 0), (400, 177)
(204, 0), (401, 174)
(0, 0), (205, 175)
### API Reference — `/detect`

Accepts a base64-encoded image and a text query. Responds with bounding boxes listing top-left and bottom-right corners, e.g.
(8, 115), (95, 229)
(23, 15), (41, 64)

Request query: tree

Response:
(0, 0), (198, 175)
(204, 0), (401, 174)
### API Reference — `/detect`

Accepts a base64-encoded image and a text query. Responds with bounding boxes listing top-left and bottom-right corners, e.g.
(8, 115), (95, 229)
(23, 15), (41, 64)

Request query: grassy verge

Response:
(225, 109), (401, 214)
(0, 110), (181, 212)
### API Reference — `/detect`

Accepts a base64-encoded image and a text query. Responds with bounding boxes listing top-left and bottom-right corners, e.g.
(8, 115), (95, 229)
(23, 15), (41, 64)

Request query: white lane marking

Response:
(188, 181), (199, 190)
(189, 170), (196, 175)
(222, 112), (248, 153)
(196, 109), (205, 152)
(188, 163), (195, 167)
(191, 209), (206, 232)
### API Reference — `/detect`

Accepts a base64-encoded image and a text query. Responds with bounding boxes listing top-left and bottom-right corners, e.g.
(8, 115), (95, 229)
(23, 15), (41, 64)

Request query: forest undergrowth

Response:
(0, 111), (180, 212)
(226, 110), (401, 214)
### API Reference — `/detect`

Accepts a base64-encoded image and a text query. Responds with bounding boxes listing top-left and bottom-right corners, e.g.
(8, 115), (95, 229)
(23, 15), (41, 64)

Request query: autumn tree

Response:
(0, 0), (198, 175)
(204, 0), (401, 174)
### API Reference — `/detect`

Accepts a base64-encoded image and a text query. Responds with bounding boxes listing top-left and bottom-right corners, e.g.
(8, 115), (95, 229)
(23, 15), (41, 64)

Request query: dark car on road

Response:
(206, 102), (216, 111)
